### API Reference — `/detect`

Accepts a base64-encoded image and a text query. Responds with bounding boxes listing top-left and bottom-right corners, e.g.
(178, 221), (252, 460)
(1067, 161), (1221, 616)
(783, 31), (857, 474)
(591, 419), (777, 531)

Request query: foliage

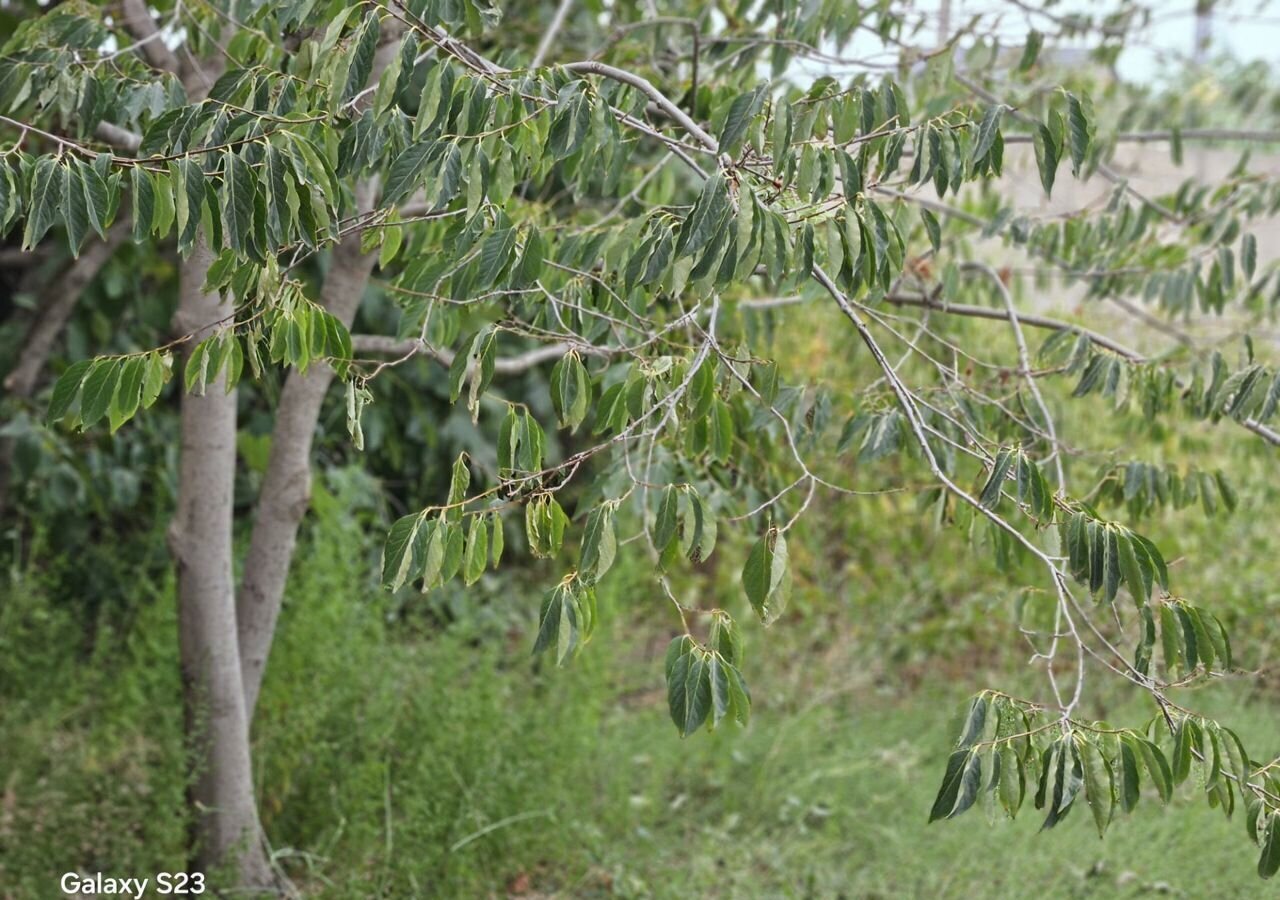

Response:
(5, 0), (1280, 884)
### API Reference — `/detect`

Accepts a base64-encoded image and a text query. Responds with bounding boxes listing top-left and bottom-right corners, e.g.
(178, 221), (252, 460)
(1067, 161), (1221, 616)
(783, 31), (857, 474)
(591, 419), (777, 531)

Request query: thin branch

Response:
(882, 292), (1145, 360)
(95, 121), (143, 153)
(119, 0), (182, 75)
(966, 261), (1067, 488)
(562, 60), (719, 152)
(531, 0), (574, 68)
(350, 335), (577, 373)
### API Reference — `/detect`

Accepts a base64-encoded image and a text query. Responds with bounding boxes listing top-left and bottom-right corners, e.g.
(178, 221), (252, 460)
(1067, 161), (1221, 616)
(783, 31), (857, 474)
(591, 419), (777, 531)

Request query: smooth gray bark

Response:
(170, 240), (274, 889)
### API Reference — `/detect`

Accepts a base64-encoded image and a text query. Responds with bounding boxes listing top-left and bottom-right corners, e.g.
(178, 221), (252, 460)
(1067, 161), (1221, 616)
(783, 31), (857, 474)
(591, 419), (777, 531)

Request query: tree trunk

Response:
(237, 182), (379, 718)
(170, 240), (274, 890)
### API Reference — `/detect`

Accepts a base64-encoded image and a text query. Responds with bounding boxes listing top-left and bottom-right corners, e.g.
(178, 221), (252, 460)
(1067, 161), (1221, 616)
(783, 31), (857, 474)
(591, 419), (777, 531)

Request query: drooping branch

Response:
(562, 60), (720, 152)
(351, 335), (579, 373)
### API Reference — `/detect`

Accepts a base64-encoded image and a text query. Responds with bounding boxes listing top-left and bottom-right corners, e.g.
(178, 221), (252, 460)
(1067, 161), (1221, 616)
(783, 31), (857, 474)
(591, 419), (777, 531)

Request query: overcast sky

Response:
(919, 1), (1280, 82)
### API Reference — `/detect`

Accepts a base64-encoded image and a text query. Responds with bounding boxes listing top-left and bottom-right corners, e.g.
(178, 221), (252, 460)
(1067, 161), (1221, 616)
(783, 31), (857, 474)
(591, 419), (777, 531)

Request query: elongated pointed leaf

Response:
(930, 749), (971, 822)
(1078, 737), (1113, 837)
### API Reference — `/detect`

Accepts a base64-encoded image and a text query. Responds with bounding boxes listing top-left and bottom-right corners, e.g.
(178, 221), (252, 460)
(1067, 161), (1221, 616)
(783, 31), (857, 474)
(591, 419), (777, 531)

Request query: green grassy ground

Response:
(2, 499), (1274, 899)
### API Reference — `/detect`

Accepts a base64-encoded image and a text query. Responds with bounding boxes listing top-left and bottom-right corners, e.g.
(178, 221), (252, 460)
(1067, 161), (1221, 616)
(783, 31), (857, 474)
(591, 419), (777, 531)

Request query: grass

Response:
(3, 489), (1276, 900)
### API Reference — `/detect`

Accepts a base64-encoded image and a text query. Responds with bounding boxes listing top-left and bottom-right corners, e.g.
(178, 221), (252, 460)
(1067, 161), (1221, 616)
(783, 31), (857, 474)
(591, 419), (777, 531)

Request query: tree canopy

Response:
(4, 0), (1280, 890)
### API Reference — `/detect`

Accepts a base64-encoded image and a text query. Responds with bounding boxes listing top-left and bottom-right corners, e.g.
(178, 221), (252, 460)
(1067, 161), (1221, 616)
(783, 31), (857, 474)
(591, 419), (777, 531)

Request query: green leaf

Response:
(525, 494), (569, 559)
(687, 357), (716, 420)
(514, 227), (544, 284)
(1176, 605), (1200, 671)
(1172, 717), (1194, 785)
(1132, 736), (1173, 804)
(1260, 815), (1280, 879)
(23, 156), (64, 250)
(950, 750), (983, 819)
(339, 12), (379, 103)
(477, 227), (516, 288)
(710, 397), (733, 462)
(979, 448), (1014, 508)
(742, 527), (789, 625)
(675, 173), (728, 259)
(653, 484), (679, 552)
(489, 512), (504, 569)
(109, 355), (146, 432)
(534, 580), (587, 666)
(972, 104), (1004, 164)
(1018, 30), (1044, 71)
(1117, 531), (1148, 607)
(79, 359), (120, 429)
(718, 84), (768, 153)
(680, 489), (717, 564)
(1065, 92), (1093, 177)
(708, 610), (743, 665)
(929, 749), (971, 822)
(141, 352), (168, 409)
(446, 452), (471, 515)
(383, 142), (435, 205)
(175, 157), (204, 254)
(78, 157), (109, 240)
(46, 359), (92, 425)
(1218, 726), (1251, 787)
(956, 694), (989, 750)
(1041, 739), (1083, 830)
(150, 169), (175, 239)
(1101, 525), (1121, 604)
(264, 144), (291, 247)
(381, 513), (423, 591)
(1033, 123), (1058, 198)
(222, 150), (257, 259)
(420, 521), (444, 588)
(1117, 738), (1140, 813)
(463, 514), (488, 586)
(441, 521), (465, 583)
(666, 638), (712, 737)
(1077, 737), (1113, 838)
(578, 502), (617, 584)
(130, 166), (154, 244)
(63, 161), (89, 255)
(550, 351), (590, 431)
(920, 208), (941, 254)
(1132, 533), (1168, 591)
(998, 747), (1025, 819)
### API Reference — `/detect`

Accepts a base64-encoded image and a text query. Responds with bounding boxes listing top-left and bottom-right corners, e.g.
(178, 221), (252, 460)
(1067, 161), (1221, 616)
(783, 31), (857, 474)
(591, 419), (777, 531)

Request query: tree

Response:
(4, 0), (1280, 891)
